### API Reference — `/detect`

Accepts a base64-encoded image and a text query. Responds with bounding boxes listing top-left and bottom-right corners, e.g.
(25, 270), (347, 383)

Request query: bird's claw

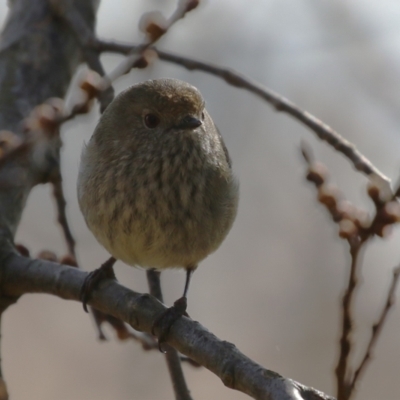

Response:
(80, 257), (116, 312)
(152, 296), (189, 352)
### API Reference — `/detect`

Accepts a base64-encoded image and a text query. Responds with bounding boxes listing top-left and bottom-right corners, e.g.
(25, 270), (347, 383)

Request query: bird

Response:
(77, 78), (239, 343)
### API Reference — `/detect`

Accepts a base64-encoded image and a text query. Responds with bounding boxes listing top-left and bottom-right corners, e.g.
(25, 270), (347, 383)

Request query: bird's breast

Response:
(78, 133), (238, 269)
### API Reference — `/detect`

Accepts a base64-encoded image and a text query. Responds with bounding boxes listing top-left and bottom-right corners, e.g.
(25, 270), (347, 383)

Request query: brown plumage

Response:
(78, 78), (239, 341)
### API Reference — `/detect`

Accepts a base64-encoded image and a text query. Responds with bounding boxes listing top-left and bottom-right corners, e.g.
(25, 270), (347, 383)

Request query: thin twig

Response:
(50, 174), (139, 342)
(88, 309), (198, 363)
(335, 244), (362, 400)
(90, 307), (158, 347)
(104, 0), (199, 84)
(146, 270), (193, 400)
(96, 40), (391, 191)
(49, 176), (125, 341)
(350, 266), (400, 392)
(301, 145), (365, 400)
(48, 160), (116, 342)
(82, 49), (114, 112)
(302, 145), (400, 400)
(1, 31), (391, 197)
(50, 173), (76, 259)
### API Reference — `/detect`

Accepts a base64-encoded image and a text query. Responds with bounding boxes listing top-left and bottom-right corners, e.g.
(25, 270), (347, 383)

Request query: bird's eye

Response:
(201, 112), (205, 120)
(144, 113), (160, 129)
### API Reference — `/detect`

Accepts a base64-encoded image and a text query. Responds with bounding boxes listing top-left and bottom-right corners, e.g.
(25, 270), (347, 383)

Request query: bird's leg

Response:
(152, 266), (195, 349)
(182, 267), (194, 299)
(80, 256), (117, 312)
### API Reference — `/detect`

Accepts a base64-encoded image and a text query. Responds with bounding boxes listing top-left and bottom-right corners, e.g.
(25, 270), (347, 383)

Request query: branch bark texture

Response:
(0, 0), (96, 235)
(1, 252), (334, 400)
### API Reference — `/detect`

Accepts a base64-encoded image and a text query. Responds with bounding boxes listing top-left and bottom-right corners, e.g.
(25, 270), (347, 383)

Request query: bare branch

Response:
(302, 147), (363, 399)
(50, 173), (76, 259)
(0, 3), (201, 165)
(335, 245), (362, 400)
(350, 266), (400, 392)
(302, 145), (400, 400)
(105, 0), (199, 84)
(0, 253), (335, 400)
(97, 40), (391, 191)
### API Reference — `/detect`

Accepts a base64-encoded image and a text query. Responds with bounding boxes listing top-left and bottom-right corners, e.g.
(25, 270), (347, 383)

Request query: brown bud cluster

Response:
(37, 250), (58, 262)
(305, 158), (400, 242)
(59, 254), (78, 267)
(15, 243), (30, 257)
(23, 98), (65, 138)
(131, 49), (158, 70)
(139, 11), (168, 43)
(69, 70), (106, 115)
(338, 219), (358, 239)
(369, 200), (400, 237)
(80, 70), (104, 101)
(184, 0), (200, 12)
(305, 161), (372, 241)
(145, 22), (167, 43)
(0, 112), (61, 164)
(306, 161), (327, 187)
(132, 56), (149, 69)
(0, 130), (23, 158)
(367, 182), (382, 206)
(37, 250), (77, 266)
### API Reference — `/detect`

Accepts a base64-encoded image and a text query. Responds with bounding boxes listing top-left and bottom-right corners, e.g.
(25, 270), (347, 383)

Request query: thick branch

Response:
(0, 2), (97, 396)
(0, 253), (335, 400)
(0, 0), (95, 235)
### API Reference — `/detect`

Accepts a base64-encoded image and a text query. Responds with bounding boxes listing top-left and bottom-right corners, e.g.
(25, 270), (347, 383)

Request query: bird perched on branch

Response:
(78, 78), (239, 343)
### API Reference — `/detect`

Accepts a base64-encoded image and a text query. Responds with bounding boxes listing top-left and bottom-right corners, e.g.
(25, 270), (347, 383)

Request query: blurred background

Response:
(2, 0), (400, 399)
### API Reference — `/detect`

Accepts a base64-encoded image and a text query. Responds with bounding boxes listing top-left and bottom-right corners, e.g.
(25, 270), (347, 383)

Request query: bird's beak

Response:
(176, 115), (202, 129)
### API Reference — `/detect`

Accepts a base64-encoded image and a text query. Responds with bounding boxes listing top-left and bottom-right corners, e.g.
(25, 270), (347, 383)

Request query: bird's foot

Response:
(80, 256), (117, 312)
(152, 296), (189, 352)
